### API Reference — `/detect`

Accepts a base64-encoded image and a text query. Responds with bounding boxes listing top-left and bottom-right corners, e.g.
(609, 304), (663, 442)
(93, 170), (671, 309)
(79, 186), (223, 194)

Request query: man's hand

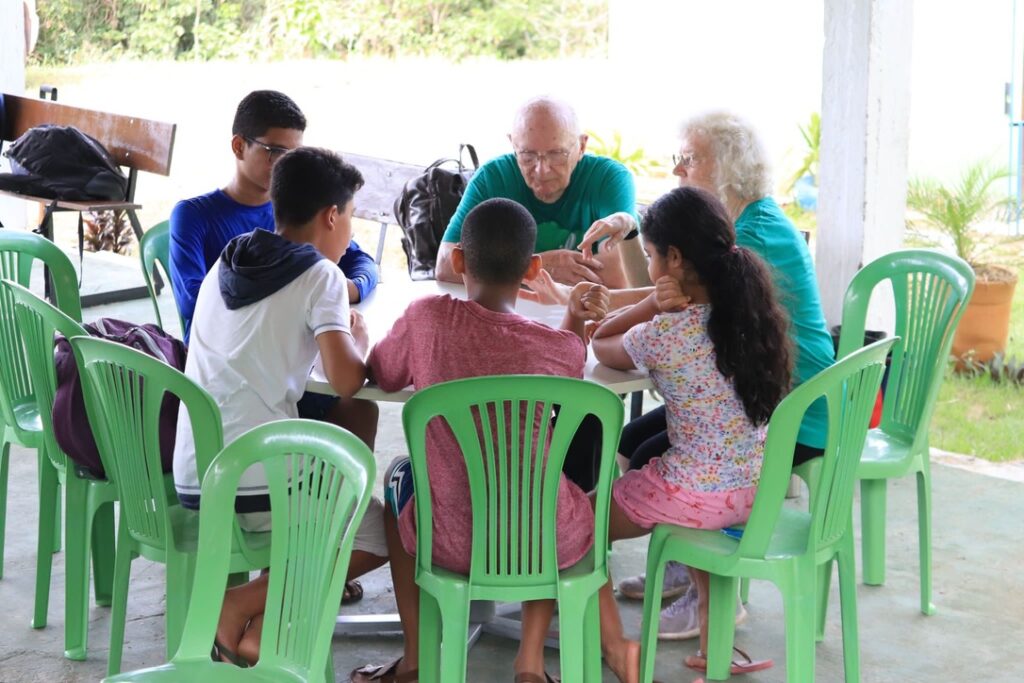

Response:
(654, 276), (690, 313)
(568, 282), (610, 323)
(350, 309), (369, 356)
(521, 268), (571, 305)
(540, 249), (605, 285)
(577, 212), (637, 255)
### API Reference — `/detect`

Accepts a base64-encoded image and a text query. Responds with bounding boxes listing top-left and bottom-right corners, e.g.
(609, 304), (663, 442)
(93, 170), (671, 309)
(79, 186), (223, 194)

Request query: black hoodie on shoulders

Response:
(218, 229), (323, 309)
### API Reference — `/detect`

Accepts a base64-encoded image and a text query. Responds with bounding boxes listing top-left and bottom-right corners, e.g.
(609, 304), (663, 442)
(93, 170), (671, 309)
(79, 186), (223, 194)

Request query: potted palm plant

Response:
(906, 161), (1018, 362)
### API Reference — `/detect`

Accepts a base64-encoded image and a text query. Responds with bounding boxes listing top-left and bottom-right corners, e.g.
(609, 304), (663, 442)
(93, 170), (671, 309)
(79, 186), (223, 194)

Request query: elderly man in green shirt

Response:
(436, 96), (642, 288)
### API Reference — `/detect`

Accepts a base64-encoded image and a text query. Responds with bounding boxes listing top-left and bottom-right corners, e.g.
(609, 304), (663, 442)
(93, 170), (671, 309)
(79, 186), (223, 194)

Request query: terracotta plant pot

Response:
(952, 265), (1019, 363)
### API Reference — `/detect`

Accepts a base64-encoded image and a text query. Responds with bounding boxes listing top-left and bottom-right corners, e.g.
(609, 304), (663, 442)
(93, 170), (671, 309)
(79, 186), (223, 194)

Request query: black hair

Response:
(461, 198), (537, 285)
(270, 147), (363, 227)
(232, 90), (306, 139)
(641, 186), (792, 425)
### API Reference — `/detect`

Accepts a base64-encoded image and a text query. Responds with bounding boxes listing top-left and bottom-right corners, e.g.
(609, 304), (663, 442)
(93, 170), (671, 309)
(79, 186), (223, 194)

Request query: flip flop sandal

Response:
(684, 646), (773, 675)
(341, 579), (364, 605)
(210, 639), (253, 668)
(513, 673), (560, 683)
(350, 657), (419, 683)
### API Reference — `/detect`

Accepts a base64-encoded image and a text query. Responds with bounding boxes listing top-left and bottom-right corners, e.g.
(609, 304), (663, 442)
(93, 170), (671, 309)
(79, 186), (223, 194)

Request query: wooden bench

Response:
(338, 151), (423, 266)
(0, 91), (176, 306)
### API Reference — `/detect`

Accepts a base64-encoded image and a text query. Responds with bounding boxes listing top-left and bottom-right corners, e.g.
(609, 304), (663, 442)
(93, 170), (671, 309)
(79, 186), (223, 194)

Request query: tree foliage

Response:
(32, 0), (609, 64)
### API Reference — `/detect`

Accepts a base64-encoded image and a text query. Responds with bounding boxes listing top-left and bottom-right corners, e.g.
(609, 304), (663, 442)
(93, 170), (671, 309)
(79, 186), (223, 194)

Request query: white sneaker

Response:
(658, 583), (748, 641)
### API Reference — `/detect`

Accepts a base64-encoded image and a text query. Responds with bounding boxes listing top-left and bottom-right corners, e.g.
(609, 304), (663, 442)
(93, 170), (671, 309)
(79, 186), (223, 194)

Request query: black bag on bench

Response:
(393, 144), (478, 280)
(0, 124), (127, 201)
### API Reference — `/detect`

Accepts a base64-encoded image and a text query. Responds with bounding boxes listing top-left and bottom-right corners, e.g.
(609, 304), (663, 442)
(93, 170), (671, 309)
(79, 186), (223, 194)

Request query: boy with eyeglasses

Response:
(170, 89), (379, 344)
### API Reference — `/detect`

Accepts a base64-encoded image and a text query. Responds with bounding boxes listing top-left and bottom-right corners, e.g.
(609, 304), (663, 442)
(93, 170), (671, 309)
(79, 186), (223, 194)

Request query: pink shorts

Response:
(612, 460), (757, 530)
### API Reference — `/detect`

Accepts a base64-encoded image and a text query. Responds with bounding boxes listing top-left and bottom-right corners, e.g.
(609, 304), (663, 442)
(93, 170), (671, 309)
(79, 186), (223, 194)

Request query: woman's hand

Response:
(521, 268), (571, 305)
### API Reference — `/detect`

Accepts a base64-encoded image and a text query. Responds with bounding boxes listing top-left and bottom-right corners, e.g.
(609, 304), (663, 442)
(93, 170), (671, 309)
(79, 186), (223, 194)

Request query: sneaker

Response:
(658, 583), (748, 641)
(617, 561), (692, 600)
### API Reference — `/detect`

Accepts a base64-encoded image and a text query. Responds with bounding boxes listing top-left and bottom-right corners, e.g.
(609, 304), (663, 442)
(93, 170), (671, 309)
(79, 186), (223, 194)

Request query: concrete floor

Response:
(1, 255), (1023, 682)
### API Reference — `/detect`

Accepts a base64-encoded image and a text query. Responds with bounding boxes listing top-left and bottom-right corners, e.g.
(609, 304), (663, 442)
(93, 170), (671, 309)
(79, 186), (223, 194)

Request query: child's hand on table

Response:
(568, 282), (610, 323)
(350, 309), (369, 355)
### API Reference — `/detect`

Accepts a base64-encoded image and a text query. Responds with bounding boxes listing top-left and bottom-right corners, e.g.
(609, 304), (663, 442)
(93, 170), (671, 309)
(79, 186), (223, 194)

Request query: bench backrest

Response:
(341, 152), (423, 225)
(1, 93), (176, 176)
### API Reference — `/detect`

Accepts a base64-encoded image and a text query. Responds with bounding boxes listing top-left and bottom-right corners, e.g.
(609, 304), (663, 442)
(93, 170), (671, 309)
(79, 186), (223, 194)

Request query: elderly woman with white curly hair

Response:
(557, 111), (837, 674)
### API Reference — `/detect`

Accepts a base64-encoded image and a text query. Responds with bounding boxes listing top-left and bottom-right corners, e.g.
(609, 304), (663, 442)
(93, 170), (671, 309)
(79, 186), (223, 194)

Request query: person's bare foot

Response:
(237, 612), (264, 665)
(603, 637), (640, 683)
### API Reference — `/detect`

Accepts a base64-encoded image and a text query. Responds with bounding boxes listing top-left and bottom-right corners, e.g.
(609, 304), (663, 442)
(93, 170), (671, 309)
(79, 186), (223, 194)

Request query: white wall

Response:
(0, 0), (27, 230)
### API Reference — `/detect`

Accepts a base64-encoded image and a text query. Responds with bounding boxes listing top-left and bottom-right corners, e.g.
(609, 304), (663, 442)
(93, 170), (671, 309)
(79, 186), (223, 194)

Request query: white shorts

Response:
(236, 495), (387, 558)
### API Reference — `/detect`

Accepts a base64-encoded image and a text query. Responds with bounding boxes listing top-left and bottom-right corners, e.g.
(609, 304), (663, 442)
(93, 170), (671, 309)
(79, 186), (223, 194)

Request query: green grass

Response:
(930, 371), (1024, 461)
(928, 260), (1023, 461)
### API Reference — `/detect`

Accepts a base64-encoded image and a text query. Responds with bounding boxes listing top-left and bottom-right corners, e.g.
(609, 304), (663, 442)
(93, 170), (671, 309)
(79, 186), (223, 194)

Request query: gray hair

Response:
(511, 95), (581, 142)
(682, 110), (773, 204)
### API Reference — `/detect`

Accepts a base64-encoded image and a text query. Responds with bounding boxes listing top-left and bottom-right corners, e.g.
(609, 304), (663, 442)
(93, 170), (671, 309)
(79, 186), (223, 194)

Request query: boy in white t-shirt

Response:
(172, 146), (386, 665)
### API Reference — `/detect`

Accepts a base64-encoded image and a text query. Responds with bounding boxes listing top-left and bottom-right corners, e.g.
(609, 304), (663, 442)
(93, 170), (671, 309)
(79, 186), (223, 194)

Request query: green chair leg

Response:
(0, 439), (8, 580)
(739, 577), (750, 604)
(705, 574), (739, 681)
(781, 565), (817, 683)
(582, 592), (603, 682)
(859, 479), (887, 586)
(32, 451), (59, 629)
(418, 590), (442, 683)
(557, 594), (587, 683)
(107, 522), (135, 677)
(437, 592), (470, 682)
(837, 534), (861, 683)
(916, 468), (936, 615)
(63, 478), (91, 659)
(639, 541), (669, 683)
(164, 550), (196, 660)
(814, 559), (833, 642)
(52, 482), (62, 553)
(92, 501), (116, 606)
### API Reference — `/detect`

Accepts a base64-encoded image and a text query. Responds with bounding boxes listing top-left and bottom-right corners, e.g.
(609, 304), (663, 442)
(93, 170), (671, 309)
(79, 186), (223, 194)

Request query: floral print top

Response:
(623, 305), (766, 493)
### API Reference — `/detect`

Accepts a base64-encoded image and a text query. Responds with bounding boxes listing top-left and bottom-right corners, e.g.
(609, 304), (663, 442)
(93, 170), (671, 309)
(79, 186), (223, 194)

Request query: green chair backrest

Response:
(0, 231), (82, 443)
(402, 375), (624, 589)
(835, 249), (975, 448)
(138, 220), (183, 333)
(4, 280), (89, 474)
(738, 338), (897, 559)
(70, 337), (223, 550)
(173, 420), (375, 679)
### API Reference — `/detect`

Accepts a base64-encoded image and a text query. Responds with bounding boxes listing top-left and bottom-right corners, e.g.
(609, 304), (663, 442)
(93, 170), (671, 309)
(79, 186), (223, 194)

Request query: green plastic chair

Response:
(639, 338), (896, 683)
(402, 375), (625, 683)
(138, 220), (184, 334)
(834, 249), (974, 616)
(0, 230), (82, 627)
(70, 337), (272, 675)
(102, 419), (377, 683)
(6, 280), (119, 659)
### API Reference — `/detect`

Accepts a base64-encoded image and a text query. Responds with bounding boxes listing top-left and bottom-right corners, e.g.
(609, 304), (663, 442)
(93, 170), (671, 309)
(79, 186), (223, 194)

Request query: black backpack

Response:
(393, 144), (478, 280)
(0, 124), (128, 201)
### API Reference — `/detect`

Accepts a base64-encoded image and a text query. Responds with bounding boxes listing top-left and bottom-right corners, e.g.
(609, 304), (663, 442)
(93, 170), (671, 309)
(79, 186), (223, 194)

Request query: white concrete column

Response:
(0, 1), (27, 230)
(816, 0), (914, 328)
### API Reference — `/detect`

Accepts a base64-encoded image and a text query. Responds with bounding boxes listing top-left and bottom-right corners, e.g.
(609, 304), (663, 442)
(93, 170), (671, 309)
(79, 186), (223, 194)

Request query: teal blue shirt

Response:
(736, 197), (835, 449)
(442, 153), (638, 252)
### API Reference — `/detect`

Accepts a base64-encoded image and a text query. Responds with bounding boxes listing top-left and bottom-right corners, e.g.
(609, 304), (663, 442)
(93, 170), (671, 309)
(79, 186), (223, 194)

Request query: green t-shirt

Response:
(736, 197), (836, 450)
(442, 153), (638, 252)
